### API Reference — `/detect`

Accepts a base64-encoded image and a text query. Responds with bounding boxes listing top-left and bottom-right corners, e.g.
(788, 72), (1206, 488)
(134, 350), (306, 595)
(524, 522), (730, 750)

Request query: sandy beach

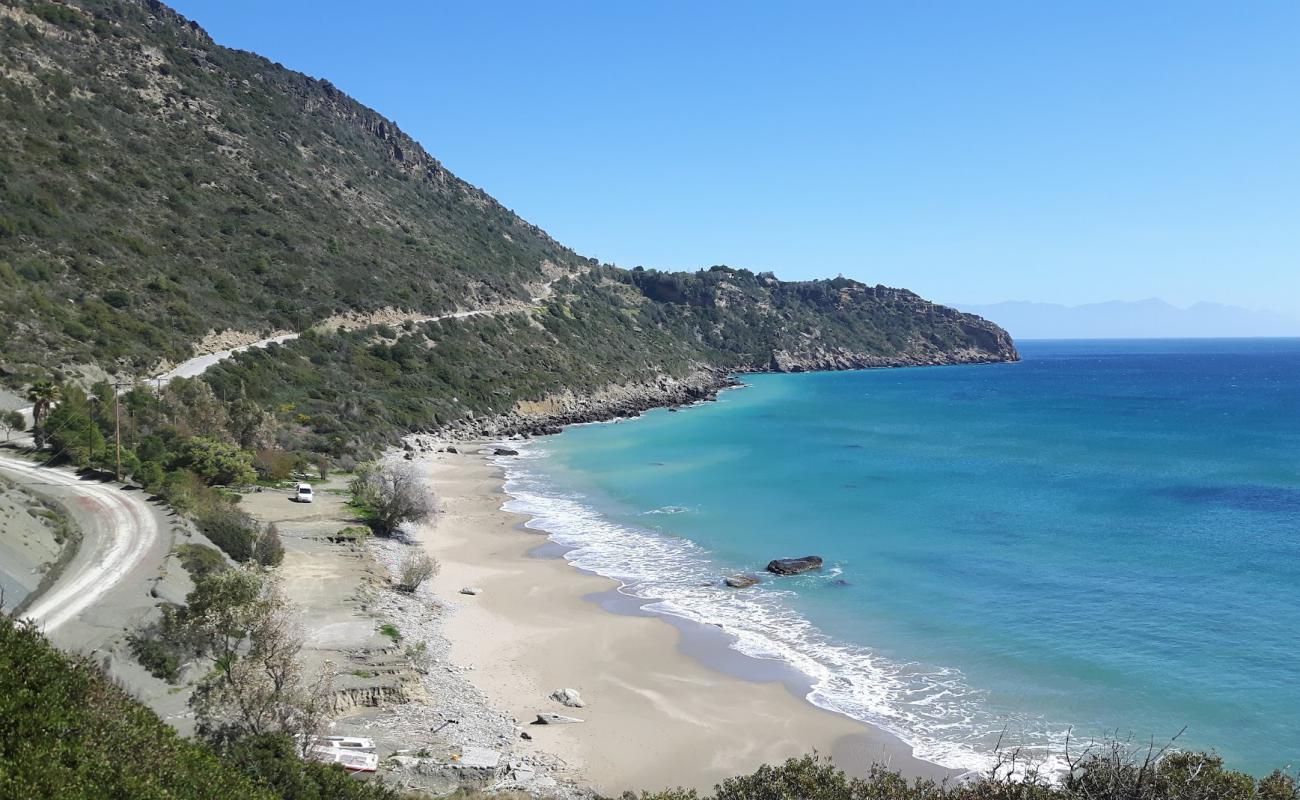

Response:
(413, 446), (951, 795)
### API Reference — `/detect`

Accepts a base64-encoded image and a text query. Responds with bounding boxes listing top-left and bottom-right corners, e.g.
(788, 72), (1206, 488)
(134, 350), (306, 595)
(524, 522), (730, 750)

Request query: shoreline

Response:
(414, 446), (956, 794)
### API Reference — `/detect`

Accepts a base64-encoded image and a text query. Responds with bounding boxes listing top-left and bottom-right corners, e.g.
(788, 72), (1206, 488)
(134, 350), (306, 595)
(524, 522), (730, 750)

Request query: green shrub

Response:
(127, 625), (182, 682)
(222, 732), (403, 800)
(638, 753), (1300, 800)
(30, 4), (85, 29)
(196, 505), (258, 563)
(176, 543), (229, 580)
(252, 524), (284, 568)
(134, 459), (165, 491)
(176, 436), (257, 486)
(0, 615), (273, 798)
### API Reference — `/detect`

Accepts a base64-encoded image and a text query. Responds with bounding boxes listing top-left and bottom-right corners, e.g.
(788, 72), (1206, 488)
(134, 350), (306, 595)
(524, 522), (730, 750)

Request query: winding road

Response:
(1, 290), (557, 637)
(152, 307), (501, 384)
(0, 454), (166, 641)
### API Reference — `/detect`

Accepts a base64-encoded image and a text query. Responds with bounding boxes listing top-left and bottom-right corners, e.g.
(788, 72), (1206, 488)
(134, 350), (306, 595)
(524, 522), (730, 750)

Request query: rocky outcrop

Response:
(724, 574), (761, 588)
(447, 368), (737, 440)
(765, 344), (1013, 373)
(766, 556), (824, 575)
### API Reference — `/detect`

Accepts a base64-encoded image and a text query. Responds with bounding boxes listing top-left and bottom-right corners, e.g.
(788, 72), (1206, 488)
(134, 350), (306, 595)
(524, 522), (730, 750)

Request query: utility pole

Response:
(112, 377), (130, 481)
(114, 382), (122, 481)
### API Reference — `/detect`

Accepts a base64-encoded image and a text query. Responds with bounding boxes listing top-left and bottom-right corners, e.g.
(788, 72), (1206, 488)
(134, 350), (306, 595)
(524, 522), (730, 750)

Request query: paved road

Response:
(0, 454), (168, 642)
(1, 290), (556, 636)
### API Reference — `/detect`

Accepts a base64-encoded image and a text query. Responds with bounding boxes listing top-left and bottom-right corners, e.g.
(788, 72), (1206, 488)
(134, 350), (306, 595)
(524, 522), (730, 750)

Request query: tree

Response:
(186, 569), (330, 750)
(349, 461), (435, 536)
(24, 380), (60, 448)
(227, 397), (275, 451)
(253, 524), (285, 568)
(177, 436), (257, 486)
(162, 378), (231, 441)
(197, 505), (260, 563)
(43, 399), (104, 468)
(0, 410), (25, 442)
(395, 550), (438, 593)
(134, 460), (165, 492)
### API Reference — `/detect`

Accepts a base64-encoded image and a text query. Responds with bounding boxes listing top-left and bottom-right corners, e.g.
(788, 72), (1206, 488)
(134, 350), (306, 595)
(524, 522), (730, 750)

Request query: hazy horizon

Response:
(955, 298), (1300, 340)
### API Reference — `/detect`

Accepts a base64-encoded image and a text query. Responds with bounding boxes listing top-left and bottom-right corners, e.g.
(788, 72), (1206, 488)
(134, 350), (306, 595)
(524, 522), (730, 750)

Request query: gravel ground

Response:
(342, 536), (593, 799)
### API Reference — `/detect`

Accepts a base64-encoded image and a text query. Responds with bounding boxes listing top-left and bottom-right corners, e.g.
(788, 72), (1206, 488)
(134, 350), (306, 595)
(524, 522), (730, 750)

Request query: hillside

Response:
(0, 0), (1015, 446)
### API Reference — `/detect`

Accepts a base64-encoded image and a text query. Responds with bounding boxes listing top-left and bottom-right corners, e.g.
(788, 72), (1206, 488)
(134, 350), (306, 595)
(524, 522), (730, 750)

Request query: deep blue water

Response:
(499, 339), (1300, 776)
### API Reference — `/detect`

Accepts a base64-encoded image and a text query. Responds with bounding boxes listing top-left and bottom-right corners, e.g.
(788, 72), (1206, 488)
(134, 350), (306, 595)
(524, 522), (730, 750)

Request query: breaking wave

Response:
(494, 445), (1072, 776)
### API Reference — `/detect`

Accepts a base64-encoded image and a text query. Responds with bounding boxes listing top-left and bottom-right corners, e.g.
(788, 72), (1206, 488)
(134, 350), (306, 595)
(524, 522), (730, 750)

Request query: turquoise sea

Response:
(498, 339), (1300, 776)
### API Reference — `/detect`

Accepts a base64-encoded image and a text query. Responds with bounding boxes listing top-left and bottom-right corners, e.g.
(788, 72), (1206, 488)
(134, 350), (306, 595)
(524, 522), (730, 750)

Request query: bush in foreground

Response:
(636, 753), (1298, 800)
(0, 614), (273, 799)
(2, 608), (409, 799)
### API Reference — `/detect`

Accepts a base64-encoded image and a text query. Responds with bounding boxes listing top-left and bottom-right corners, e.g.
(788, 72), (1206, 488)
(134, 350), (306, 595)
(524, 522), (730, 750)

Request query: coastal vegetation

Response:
(396, 551), (439, 594)
(1, 613), (404, 799)
(637, 753), (1298, 800)
(349, 462), (437, 536)
(4, 610), (1296, 799)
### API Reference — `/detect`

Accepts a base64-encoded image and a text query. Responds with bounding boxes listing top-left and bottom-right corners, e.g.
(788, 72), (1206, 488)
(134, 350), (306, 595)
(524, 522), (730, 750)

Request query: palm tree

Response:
(25, 380), (61, 448)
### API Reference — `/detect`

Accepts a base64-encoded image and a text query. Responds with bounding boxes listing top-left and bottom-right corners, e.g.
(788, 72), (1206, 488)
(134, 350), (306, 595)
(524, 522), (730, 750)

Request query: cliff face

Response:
(1, 0), (1017, 449)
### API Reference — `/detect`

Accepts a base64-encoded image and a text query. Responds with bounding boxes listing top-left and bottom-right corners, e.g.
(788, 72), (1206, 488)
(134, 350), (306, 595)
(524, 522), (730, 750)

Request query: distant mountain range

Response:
(956, 299), (1300, 340)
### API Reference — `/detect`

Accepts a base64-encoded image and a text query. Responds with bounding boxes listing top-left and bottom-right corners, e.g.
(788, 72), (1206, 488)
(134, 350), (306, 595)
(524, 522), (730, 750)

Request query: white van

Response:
(294, 483), (314, 503)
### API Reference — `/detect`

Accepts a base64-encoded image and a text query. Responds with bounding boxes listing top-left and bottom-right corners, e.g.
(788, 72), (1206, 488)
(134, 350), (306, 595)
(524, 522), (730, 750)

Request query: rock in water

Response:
(533, 713), (584, 725)
(493, 447), (520, 456)
(549, 688), (586, 708)
(724, 574), (760, 588)
(765, 556), (823, 575)
(459, 586), (483, 596)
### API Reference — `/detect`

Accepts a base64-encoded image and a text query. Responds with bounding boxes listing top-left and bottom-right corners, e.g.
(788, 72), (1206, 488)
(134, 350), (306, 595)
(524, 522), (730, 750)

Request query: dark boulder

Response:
(494, 447), (520, 456)
(724, 574), (760, 588)
(765, 556), (823, 575)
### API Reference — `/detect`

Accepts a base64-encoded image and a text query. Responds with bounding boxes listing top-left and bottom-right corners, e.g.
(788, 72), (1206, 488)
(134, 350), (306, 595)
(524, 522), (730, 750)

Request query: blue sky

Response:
(171, 1), (1300, 315)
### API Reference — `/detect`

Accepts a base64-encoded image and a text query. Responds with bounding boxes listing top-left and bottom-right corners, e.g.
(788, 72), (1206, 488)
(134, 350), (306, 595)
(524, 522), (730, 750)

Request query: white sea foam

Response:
(494, 444), (1073, 777)
(642, 505), (690, 515)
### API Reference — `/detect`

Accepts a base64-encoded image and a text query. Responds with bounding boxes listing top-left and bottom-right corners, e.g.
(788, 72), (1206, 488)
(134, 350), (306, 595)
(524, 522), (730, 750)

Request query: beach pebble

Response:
(459, 586), (482, 595)
(549, 688), (586, 708)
